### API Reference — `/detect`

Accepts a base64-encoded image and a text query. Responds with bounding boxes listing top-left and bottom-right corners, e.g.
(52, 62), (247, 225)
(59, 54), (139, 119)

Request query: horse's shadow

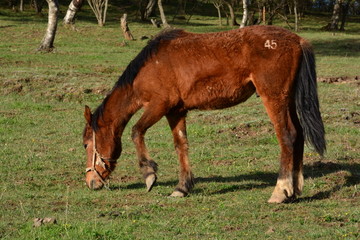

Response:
(111, 161), (359, 202)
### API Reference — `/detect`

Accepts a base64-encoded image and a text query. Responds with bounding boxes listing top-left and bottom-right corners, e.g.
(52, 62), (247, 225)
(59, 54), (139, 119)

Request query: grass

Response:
(0, 3), (359, 239)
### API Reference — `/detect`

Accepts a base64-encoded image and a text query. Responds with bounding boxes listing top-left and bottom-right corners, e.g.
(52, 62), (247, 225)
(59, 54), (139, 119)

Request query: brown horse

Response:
(83, 25), (326, 203)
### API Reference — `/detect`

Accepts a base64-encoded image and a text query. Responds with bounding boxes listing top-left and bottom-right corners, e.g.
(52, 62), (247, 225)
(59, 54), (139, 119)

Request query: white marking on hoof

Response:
(268, 178), (294, 203)
(294, 171), (304, 196)
(145, 174), (157, 192)
(170, 190), (186, 197)
(268, 193), (287, 204)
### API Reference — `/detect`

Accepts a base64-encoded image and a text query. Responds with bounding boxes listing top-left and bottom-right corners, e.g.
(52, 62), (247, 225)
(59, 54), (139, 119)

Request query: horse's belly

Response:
(183, 80), (256, 110)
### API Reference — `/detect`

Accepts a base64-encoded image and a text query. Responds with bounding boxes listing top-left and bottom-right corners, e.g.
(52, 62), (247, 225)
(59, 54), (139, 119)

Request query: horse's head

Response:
(83, 106), (122, 190)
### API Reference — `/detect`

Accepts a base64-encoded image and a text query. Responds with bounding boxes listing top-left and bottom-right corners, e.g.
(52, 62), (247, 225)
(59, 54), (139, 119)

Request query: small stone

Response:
(33, 218), (43, 227)
(265, 227), (275, 234)
(33, 217), (57, 227)
(43, 217), (57, 224)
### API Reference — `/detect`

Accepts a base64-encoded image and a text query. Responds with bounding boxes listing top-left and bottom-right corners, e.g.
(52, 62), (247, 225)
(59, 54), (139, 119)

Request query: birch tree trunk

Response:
(325, 0), (342, 31)
(38, 0), (59, 52)
(63, 0), (84, 26)
(330, 0), (342, 30)
(240, 0), (249, 28)
(20, 0), (24, 12)
(294, 0), (298, 31)
(158, 0), (169, 28)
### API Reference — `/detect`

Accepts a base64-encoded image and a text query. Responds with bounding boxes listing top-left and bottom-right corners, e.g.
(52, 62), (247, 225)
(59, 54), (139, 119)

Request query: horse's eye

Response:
(83, 144), (88, 149)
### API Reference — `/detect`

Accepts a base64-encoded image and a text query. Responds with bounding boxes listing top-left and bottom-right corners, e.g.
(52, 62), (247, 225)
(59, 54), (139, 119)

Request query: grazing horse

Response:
(82, 25), (326, 203)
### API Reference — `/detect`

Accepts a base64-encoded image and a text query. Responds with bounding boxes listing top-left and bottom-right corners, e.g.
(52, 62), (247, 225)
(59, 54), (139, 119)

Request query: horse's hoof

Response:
(170, 190), (186, 197)
(267, 194), (287, 203)
(268, 178), (294, 203)
(145, 173), (157, 192)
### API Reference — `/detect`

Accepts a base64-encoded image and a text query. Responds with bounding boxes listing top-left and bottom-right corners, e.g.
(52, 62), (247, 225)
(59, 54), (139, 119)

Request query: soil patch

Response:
(318, 76), (359, 84)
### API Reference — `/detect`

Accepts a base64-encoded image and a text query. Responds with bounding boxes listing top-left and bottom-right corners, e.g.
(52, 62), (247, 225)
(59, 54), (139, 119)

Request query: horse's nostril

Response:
(90, 179), (96, 190)
(88, 179), (103, 190)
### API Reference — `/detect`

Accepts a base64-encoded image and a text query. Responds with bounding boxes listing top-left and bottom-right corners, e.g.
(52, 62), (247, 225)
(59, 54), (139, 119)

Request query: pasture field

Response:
(0, 3), (359, 239)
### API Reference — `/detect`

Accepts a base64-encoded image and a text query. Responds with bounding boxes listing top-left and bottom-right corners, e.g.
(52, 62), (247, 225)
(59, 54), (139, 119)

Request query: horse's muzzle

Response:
(86, 173), (104, 190)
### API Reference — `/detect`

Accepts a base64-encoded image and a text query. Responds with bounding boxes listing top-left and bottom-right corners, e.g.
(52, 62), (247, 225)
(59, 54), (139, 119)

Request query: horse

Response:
(82, 25), (326, 203)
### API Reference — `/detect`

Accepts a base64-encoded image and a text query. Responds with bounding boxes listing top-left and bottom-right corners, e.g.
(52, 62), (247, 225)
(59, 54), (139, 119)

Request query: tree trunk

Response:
(103, 0), (108, 26)
(33, 0), (44, 14)
(63, 0), (84, 26)
(120, 14), (134, 40)
(143, 0), (157, 20)
(87, 0), (108, 27)
(294, 0), (298, 31)
(38, 0), (59, 52)
(213, 1), (222, 26)
(255, 2), (263, 25)
(224, 1), (238, 26)
(20, 0), (24, 12)
(240, 0), (249, 28)
(330, 0), (342, 30)
(158, 0), (169, 28)
(340, 0), (351, 31)
(178, 0), (187, 16)
(262, 6), (266, 24)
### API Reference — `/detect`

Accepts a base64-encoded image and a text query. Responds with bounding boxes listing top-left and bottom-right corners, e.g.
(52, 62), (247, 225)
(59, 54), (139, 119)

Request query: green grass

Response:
(0, 3), (359, 240)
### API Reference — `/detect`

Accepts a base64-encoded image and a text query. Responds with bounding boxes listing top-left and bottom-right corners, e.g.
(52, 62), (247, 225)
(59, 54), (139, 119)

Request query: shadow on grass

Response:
(110, 161), (359, 202)
(295, 161), (360, 202)
(312, 38), (360, 57)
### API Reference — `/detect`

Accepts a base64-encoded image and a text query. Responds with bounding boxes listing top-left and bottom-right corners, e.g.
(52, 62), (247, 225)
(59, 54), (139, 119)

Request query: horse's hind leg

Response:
(166, 110), (194, 197)
(262, 98), (304, 203)
(290, 108), (304, 197)
(132, 102), (169, 192)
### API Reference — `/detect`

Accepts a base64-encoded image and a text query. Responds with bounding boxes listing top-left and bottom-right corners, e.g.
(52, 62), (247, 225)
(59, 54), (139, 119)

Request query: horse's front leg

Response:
(132, 103), (169, 192)
(166, 111), (194, 197)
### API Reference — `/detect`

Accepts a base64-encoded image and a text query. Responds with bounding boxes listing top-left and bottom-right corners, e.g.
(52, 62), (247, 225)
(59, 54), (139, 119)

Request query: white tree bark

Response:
(20, 0), (24, 12)
(63, 0), (84, 26)
(330, 0), (342, 30)
(294, 0), (298, 31)
(158, 0), (169, 28)
(38, 0), (59, 52)
(240, 0), (249, 28)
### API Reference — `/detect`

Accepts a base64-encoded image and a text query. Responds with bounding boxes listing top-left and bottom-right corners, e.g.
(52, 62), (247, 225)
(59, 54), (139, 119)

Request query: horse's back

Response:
(134, 26), (305, 110)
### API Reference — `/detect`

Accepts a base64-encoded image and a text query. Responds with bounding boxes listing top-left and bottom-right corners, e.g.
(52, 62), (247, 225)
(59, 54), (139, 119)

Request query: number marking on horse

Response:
(264, 40), (277, 49)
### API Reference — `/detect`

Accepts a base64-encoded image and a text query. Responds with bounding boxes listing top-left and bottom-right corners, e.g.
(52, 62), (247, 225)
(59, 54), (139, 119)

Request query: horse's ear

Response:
(84, 105), (92, 126)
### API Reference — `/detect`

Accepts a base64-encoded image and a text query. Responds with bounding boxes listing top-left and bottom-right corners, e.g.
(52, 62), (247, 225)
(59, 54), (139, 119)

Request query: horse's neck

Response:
(101, 85), (139, 134)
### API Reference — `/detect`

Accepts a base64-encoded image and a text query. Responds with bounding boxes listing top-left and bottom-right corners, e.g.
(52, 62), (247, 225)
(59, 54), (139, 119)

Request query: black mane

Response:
(91, 29), (185, 131)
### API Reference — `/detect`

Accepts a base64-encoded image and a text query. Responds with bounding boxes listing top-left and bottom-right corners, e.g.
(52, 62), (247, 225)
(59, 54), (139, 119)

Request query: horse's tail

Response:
(295, 41), (326, 156)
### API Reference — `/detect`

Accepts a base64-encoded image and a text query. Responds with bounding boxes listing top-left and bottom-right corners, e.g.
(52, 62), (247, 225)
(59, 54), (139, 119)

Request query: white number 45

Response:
(264, 40), (277, 49)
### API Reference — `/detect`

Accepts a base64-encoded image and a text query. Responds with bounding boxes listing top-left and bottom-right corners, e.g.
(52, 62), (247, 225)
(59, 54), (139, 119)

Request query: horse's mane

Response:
(91, 28), (185, 131)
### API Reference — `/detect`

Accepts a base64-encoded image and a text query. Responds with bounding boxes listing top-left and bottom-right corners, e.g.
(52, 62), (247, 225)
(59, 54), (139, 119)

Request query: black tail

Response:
(295, 42), (326, 156)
